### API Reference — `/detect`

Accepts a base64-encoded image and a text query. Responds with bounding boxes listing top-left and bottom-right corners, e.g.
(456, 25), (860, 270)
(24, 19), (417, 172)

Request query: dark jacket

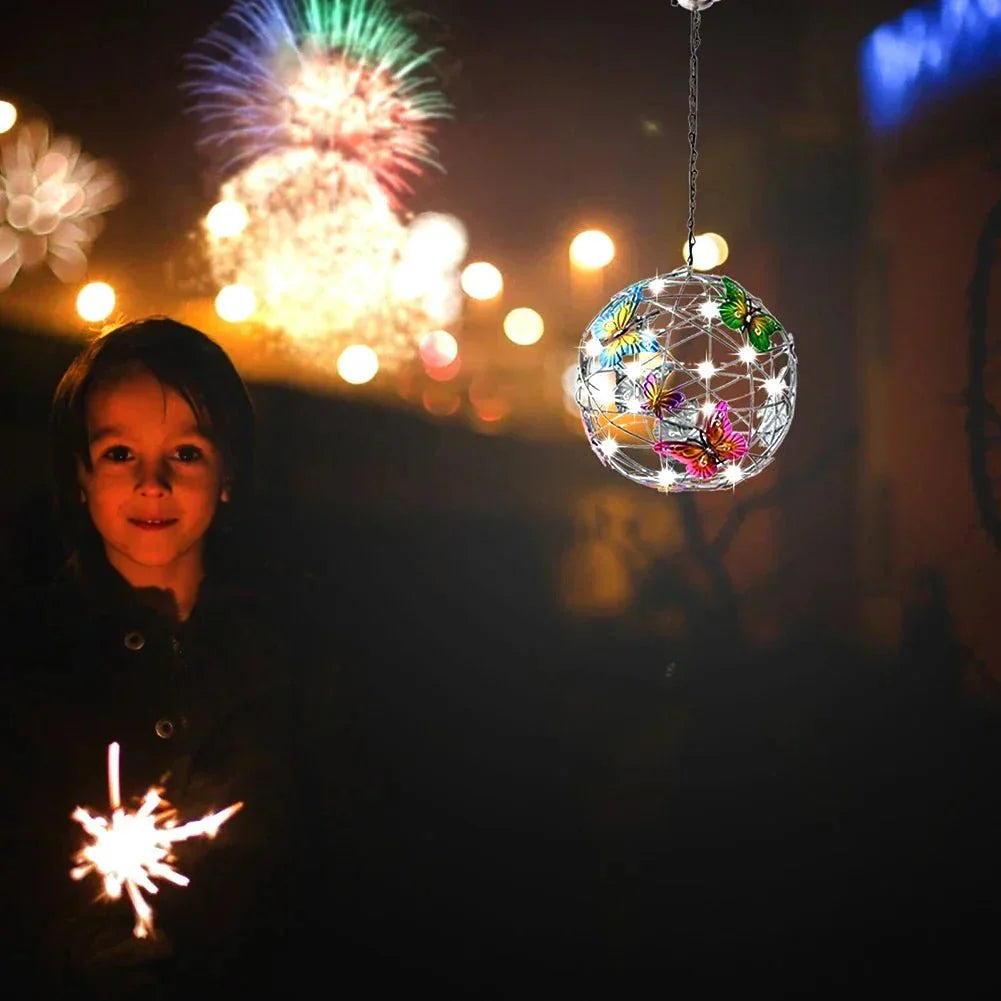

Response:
(1, 553), (319, 998)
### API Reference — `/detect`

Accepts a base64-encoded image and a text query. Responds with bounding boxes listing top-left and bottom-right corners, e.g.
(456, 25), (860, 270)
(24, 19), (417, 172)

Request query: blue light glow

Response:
(860, 0), (1001, 132)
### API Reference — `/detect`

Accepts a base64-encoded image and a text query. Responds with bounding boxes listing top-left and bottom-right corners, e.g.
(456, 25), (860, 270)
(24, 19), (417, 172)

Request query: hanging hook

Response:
(674, 0), (722, 10)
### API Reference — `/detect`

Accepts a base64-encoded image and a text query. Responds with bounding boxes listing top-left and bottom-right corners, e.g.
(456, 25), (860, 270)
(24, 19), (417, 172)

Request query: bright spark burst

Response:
(698, 299), (720, 321)
(0, 121), (121, 289)
(723, 464), (743, 485)
(657, 466), (679, 488)
(696, 359), (716, 381)
(738, 343), (758, 363)
(622, 360), (645, 381)
(598, 436), (619, 457)
(70, 742), (243, 940)
(764, 375), (787, 397)
(647, 276), (667, 295)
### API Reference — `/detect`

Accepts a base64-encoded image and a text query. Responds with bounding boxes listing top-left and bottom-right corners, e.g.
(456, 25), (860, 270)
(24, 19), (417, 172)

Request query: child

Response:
(2, 318), (311, 998)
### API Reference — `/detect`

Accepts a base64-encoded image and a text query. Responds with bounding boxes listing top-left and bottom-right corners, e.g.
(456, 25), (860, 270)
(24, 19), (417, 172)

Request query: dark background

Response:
(2, 0), (1001, 994)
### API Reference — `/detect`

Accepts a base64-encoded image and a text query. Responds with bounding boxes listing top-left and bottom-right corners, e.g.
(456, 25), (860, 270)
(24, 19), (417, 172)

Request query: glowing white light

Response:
(598, 436), (619, 457)
(504, 307), (544, 346)
(657, 466), (679, 488)
(205, 200), (249, 238)
(215, 283), (257, 322)
(723, 465), (743, 485)
(625, 398), (644, 414)
(764, 376), (787, 398)
(701, 399), (717, 418)
(738, 344), (758, 363)
(76, 282), (115, 323)
(337, 344), (379, 384)
(699, 299), (721, 321)
(584, 337), (603, 358)
(405, 212), (468, 270)
(696, 360), (716, 381)
(570, 230), (615, 270)
(623, 360), (645, 381)
(419, 329), (458, 368)
(681, 232), (729, 270)
(0, 101), (16, 134)
(460, 260), (503, 300)
(647, 276), (667, 295)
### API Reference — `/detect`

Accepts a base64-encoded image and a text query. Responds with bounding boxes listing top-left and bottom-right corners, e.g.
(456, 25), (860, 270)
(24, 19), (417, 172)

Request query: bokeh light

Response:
(205, 200), (249, 238)
(419, 329), (458, 368)
(503, 307), (544, 346)
(405, 213), (468, 270)
(0, 101), (16, 134)
(569, 229), (615, 270)
(681, 232), (729, 270)
(76, 282), (115, 323)
(214, 283), (256, 322)
(460, 260), (503, 300)
(425, 355), (461, 382)
(337, 344), (380, 385)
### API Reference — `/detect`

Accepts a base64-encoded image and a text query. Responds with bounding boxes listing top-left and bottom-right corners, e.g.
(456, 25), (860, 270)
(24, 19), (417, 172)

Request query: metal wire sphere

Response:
(575, 267), (797, 493)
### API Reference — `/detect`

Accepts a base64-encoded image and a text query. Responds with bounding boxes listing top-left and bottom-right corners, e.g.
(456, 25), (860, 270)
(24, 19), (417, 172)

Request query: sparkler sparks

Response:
(70, 742), (243, 940)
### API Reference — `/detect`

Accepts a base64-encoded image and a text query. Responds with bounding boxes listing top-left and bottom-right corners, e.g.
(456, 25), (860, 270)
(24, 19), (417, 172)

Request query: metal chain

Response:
(686, 8), (701, 269)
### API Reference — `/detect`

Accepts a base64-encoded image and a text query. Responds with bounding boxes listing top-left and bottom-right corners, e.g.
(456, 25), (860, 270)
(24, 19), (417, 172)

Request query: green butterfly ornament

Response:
(718, 276), (783, 353)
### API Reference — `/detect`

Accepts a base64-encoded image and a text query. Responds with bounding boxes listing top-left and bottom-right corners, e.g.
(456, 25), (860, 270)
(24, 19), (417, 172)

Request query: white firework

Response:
(0, 121), (121, 289)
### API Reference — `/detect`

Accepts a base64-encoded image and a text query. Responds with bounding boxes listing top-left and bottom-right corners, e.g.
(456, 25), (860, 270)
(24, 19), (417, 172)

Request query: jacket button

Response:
(124, 631), (145, 652)
(154, 719), (175, 739)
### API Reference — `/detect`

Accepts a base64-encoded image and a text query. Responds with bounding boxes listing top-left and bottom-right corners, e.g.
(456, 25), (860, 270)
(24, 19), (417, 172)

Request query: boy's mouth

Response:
(129, 518), (179, 531)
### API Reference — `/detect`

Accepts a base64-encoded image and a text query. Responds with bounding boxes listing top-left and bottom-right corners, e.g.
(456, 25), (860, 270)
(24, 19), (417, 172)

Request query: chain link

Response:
(686, 8), (701, 269)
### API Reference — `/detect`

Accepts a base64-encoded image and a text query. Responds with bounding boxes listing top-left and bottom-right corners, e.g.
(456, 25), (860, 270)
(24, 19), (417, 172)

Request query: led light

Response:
(738, 344), (757, 363)
(723, 465), (743, 485)
(623, 360), (645, 381)
(696, 360), (716, 381)
(764, 376), (787, 397)
(598, 436), (619, 457)
(699, 299), (721, 321)
(647, 277), (667, 295)
(701, 399), (716, 418)
(657, 466), (679, 488)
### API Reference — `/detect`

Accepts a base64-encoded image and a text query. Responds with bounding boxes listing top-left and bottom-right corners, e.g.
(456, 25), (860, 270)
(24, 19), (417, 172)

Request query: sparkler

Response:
(70, 741), (243, 940)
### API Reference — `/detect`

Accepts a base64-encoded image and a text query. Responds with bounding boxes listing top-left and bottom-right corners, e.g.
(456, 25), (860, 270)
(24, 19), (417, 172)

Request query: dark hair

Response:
(49, 317), (256, 572)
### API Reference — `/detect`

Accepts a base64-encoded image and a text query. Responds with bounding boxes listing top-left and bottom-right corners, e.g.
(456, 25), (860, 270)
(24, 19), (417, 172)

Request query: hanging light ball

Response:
(575, 267), (797, 492)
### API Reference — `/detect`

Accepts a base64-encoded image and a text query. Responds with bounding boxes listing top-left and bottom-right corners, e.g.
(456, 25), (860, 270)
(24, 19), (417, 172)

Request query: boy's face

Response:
(77, 368), (230, 582)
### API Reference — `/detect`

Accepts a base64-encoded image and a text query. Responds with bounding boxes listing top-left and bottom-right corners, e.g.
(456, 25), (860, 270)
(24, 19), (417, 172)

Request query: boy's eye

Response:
(174, 444), (204, 463)
(101, 445), (132, 462)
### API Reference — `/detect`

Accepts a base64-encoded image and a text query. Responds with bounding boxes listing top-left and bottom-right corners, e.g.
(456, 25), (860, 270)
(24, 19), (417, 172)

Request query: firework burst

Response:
(185, 0), (450, 201)
(186, 0), (461, 371)
(0, 121), (121, 289)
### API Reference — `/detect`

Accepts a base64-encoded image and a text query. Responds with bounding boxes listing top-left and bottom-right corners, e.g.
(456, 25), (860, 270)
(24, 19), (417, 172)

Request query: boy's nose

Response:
(135, 462), (172, 494)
